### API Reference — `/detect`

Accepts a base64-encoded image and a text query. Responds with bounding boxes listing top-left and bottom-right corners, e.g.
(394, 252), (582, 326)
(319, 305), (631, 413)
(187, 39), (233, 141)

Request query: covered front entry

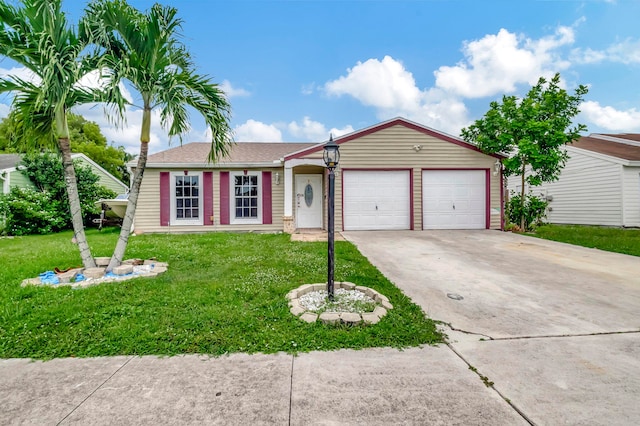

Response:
(422, 170), (486, 229)
(295, 174), (323, 228)
(343, 170), (411, 231)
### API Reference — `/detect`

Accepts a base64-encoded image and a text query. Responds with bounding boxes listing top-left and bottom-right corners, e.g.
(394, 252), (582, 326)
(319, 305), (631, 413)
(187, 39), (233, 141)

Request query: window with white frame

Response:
(231, 172), (261, 223)
(171, 172), (203, 225)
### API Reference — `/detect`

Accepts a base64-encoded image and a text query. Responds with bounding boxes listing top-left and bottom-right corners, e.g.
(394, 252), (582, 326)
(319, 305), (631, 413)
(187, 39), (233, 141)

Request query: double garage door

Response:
(342, 170), (486, 231)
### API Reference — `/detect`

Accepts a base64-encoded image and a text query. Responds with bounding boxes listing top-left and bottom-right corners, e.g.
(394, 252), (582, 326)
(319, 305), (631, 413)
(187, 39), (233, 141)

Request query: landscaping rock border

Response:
(21, 258), (168, 289)
(286, 282), (393, 325)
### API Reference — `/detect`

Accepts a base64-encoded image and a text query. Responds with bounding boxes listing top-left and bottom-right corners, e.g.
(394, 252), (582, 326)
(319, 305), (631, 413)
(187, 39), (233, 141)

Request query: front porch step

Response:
(290, 231), (345, 242)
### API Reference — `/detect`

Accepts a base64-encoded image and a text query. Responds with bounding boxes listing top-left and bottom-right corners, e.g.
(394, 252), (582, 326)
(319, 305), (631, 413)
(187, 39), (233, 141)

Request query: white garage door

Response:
(343, 170), (411, 231)
(422, 170), (486, 229)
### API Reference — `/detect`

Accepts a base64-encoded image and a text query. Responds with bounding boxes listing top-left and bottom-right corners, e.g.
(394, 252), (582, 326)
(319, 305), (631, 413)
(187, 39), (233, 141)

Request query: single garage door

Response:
(343, 170), (410, 230)
(422, 170), (486, 229)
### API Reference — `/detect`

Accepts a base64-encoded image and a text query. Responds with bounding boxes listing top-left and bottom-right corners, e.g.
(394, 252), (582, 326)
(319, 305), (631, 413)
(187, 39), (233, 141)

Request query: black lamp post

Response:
(323, 135), (340, 301)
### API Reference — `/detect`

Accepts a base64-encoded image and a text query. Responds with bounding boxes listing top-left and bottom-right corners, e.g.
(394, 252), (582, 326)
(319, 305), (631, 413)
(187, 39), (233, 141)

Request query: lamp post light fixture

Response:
(323, 135), (340, 301)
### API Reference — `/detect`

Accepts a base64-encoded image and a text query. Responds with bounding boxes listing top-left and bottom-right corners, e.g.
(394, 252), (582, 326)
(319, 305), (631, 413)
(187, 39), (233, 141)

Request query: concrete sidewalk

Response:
(0, 346), (526, 425)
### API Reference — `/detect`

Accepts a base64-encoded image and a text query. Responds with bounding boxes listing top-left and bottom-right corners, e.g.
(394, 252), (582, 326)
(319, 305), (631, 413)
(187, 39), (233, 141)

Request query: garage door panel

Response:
(343, 170), (410, 231)
(423, 170), (486, 230)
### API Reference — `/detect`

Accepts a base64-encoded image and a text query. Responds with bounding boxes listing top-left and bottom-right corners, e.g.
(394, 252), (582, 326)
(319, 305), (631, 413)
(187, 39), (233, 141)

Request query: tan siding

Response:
(136, 168), (284, 234)
(305, 125), (500, 230)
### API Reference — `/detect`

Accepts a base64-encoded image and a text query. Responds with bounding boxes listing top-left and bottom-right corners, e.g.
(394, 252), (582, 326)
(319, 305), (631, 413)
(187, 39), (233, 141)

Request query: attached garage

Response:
(422, 170), (487, 229)
(284, 118), (503, 232)
(343, 170), (411, 230)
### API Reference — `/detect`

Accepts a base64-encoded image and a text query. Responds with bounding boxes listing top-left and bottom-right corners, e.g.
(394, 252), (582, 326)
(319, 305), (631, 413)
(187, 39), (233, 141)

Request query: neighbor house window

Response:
(231, 172), (261, 224)
(171, 172), (203, 225)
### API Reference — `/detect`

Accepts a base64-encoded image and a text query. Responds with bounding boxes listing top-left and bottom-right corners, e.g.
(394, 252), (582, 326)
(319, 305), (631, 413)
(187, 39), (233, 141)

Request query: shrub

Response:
(506, 192), (548, 231)
(0, 187), (67, 235)
(0, 153), (118, 236)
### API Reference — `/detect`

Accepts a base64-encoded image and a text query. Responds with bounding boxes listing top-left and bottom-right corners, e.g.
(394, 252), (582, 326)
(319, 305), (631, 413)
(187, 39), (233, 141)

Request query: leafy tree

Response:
(84, 0), (232, 272)
(461, 73), (588, 230)
(0, 112), (132, 184)
(20, 152), (117, 221)
(0, 0), (124, 268)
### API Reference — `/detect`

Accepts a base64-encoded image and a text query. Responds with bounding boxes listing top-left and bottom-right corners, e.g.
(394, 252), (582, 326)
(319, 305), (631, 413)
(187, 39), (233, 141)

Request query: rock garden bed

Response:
(287, 282), (393, 325)
(21, 257), (168, 289)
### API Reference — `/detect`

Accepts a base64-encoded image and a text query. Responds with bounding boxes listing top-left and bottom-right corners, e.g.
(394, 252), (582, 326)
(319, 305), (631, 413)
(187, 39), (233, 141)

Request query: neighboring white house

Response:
(508, 133), (640, 227)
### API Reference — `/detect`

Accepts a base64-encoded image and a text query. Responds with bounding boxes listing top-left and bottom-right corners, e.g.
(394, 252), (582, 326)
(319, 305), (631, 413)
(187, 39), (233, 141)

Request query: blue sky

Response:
(1, 0), (640, 154)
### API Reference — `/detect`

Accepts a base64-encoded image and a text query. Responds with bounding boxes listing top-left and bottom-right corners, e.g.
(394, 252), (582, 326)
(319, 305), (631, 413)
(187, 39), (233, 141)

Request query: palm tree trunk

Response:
(107, 104), (152, 272)
(59, 137), (96, 269)
(107, 141), (149, 271)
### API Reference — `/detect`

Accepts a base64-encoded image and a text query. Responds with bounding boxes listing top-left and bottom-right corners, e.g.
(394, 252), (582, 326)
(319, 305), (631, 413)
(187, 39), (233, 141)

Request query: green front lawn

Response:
(531, 224), (640, 257)
(0, 228), (441, 359)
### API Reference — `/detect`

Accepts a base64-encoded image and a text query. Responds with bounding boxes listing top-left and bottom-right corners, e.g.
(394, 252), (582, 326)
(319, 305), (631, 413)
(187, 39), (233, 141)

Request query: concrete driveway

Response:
(344, 230), (640, 425)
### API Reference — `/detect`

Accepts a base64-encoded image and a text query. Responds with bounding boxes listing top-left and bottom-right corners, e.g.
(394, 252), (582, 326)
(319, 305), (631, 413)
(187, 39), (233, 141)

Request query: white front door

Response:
(295, 174), (323, 228)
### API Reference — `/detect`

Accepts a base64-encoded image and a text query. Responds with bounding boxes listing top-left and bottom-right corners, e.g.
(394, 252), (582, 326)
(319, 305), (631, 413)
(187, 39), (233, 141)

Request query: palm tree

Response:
(84, 0), (232, 272)
(0, 0), (123, 268)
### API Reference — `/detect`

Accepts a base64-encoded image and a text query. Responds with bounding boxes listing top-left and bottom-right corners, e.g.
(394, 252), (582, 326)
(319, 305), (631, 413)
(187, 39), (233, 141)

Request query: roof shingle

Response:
(571, 136), (640, 161)
(145, 142), (317, 165)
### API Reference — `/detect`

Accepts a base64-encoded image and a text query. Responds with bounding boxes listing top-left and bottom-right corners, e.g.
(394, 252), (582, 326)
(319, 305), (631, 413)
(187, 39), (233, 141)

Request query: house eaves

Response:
(136, 160), (283, 170)
(284, 116), (505, 161)
(565, 145), (633, 166)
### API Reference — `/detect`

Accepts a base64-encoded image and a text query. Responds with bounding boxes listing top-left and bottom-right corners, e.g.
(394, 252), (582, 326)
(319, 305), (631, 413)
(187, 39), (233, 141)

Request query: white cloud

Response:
(434, 26), (574, 98)
(579, 101), (640, 132)
(288, 116), (354, 141)
(234, 119), (283, 142)
(326, 56), (422, 110)
(73, 103), (169, 154)
(0, 66), (39, 84)
(220, 80), (250, 98)
(324, 56), (470, 135)
(572, 38), (640, 64)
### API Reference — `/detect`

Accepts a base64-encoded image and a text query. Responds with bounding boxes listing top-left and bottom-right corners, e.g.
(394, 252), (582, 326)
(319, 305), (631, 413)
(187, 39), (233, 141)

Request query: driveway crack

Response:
(445, 342), (536, 426)
(438, 321), (494, 340)
(491, 329), (640, 341)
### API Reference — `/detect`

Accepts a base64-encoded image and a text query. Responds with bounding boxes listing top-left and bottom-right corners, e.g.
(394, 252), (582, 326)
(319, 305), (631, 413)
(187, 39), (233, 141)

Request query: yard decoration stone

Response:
(340, 312), (362, 325)
(319, 312), (341, 324)
(113, 264), (134, 276)
(300, 312), (318, 323)
(94, 257), (110, 266)
(287, 282), (392, 325)
(20, 259), (168, 289)
(84, 267), (106, 279)
(362, 312), (381, 325)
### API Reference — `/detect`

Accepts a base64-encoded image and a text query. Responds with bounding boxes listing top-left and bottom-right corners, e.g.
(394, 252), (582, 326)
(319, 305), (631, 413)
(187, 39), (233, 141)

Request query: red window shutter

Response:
(160, 172), (170, 226)
(262, 171), (272, 224)
(220, 171), (230, 225)
(203, 171), (213, 225)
